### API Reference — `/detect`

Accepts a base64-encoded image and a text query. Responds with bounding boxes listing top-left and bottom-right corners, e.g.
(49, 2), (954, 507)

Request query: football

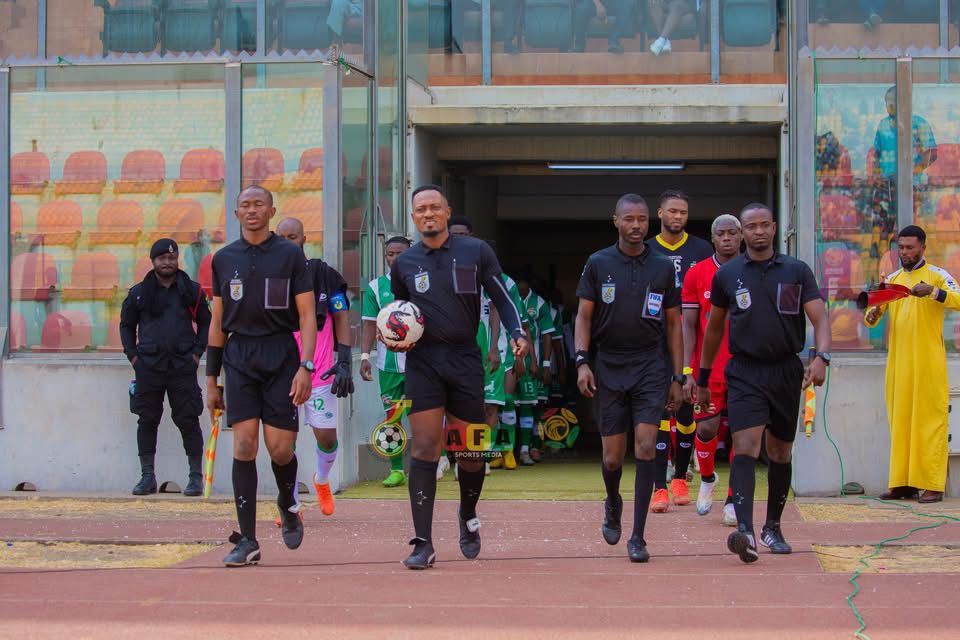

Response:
(376, 300), (424, 350)
(376, 426), (404, 453)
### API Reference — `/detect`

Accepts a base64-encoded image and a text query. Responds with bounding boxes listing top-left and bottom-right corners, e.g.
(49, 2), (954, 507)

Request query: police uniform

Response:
(120, 268), (210, 460)
(709, 253), (822, 442)
(576, 244), (680, 434)
(211, 232), (313, 430)
(390, 234), (524, 423)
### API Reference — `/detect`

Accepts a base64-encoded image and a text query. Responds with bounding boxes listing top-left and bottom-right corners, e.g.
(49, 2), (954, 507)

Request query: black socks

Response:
(632, 459), (655, 544)
(601, 464), (623, 501)
(408, 457), (438, 541)
(766, 460), (792, 527)
(232, 458), (258, 540)
(271, 455), (299, 511)
(457, 464), (485, 521)
(730, 454), (757, 532)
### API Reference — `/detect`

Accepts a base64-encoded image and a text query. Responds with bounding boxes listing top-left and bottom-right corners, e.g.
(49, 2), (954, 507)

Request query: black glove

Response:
(320, 343), (355, 398)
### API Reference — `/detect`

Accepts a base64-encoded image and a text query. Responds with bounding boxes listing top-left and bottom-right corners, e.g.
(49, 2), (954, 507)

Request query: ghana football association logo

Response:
(370, 400), (411, 458)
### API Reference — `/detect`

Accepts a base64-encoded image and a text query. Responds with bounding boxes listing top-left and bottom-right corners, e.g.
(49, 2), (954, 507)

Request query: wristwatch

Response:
(300, 360), (316, 373)
(671, 374), (687, 386)
(815, 352), (832, 366)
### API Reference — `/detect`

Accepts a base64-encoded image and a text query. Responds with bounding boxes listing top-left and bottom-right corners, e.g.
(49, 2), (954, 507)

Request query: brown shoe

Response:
(879, 486), (919, 500)
(918, 490), (943, 504)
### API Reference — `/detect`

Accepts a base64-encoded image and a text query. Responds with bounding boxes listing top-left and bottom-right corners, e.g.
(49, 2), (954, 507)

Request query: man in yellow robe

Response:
(865, 225), (960, 503)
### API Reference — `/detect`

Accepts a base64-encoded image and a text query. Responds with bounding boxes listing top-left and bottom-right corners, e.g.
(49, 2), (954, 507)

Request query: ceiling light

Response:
(547, 163), (685, 171)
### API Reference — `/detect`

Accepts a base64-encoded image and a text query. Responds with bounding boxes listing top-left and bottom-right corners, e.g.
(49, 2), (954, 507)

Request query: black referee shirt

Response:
(391, 234), (524, 348)
(576, 244), (680, 355)
(211, 232), (312, 336)
(647, 232), (714, 285)
(710, 253), (822, 361)
(307, 258), (348, 332)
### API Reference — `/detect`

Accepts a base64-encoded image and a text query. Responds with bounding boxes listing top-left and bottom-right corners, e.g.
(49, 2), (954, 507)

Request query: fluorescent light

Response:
(547, 162), (685, 171)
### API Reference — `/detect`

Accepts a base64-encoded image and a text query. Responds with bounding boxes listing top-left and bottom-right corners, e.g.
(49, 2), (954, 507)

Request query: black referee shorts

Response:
(405, 342), (485, 424)
(224, 333), (301, 431)
(725, 355), (804, 443)
(594, 348), (669, 436)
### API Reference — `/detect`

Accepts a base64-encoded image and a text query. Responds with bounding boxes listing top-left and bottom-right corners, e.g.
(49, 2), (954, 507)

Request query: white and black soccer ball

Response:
(376, 301), (424, 350)
(373, 424), (406, 457)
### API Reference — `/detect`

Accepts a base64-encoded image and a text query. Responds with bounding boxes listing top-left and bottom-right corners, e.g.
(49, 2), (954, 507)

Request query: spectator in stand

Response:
(454, 1), (522, 54)
(327, 0), (362, 48)
(649, 0), (699, 56)
(574, 0), (635, 54)
(815, 1), (884, 31)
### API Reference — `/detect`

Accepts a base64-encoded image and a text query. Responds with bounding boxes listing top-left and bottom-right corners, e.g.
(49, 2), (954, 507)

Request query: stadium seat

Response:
(11, 253), (58, 301)
(97, 315), (125, 353)
(162, 0), (219, 53)
(927, 143), (960, 187)
(211, 207), (226, 244)
(276, 0), (331, 51)
(343, 207), (363, 243)
(720, 0), (776, 47)
(9, 310), (27, 351)
(11, 202), (23, 239)
(114, 150), (165, 194)
(935, 194), (960, 232)
(10, 151), (50, 194)
(198, 253), (214, 298)
(134, 256), (154, 282)
(34, 200), (83, 248)
(341, 248), (360, 290)
(523, 0), (573, 49)
(901, 0), (940, 21)
(61, 252), (122, 302)
(54, 151), (108, 195)
(291, 147), (324, 191)
(89, 201), (145, 246)
(221, 0), (259, 53)
(642, 2), (700, 47)
(174, 149), (225, 193)
(281, 196), (323, 240)
(34, 311), (93, 353)
(242, 147), (286, 192)
(95, 0), (161, 55)
(153, 199), (205, 244)
(428, 0), (452, 49)
(819, 194), (860, 240)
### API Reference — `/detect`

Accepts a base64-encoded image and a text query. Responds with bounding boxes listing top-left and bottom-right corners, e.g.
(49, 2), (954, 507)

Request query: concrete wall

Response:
(0, 357), (358, 496)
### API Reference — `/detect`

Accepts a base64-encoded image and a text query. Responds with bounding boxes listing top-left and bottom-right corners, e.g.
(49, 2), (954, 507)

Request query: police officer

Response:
(205, 185), (318, 567)
(387, 184), (529, 569)
(697, 203), (830, 564)
(575, 193), (684, 563)
(121, 239), (211, 497)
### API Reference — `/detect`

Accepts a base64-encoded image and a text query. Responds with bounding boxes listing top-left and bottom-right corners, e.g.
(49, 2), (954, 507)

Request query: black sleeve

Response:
(484, 273), (524, 341)
(800, 263), (823, 304)
(119, 290), (139, 363)
(292, 248), (312, 296)
(575, 258), (596, 301)
(477, 240), (501, 284)
(325, 263), (350, 308)
(193, 285), (211, 355)
(210, 254), (222, 299)
(710, 272), (730, 309)
(390, 258), (410, 301)
(663, 262), (681, 309)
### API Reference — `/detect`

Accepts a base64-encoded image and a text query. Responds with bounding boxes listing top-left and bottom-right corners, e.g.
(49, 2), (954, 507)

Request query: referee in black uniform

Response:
(575, 193), (684, 563)
(697, 203), (830, 564)
(206, 185), (318, 567)
(387, 184), (529, 569)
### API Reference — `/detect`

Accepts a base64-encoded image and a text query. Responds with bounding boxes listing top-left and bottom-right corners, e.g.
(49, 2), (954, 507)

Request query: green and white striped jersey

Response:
(478, 274), (526, 365)
(361, 274), (405, 373)
(522, 291), (556, 364)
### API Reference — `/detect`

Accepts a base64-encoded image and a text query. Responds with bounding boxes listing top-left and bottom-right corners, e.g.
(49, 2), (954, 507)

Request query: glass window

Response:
(814, 59), (897, 352)
(0, 0), (38, 59)
(807, 0), (941, 50)
(720, 0), (785, 83)
(9, 64), (225, 353)
(490, 0), (710, 86)
(241, 63), (327, 260)
(271, 0), (365, 57)
(377, 0), (404, 237)
(912, 59), (960, 350)
(340, 71), (372, 345)
(47, 0), (261, 58)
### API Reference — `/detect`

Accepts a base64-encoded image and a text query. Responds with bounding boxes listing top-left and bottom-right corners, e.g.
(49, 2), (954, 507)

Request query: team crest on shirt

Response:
(415, 271), (430, 293)
(601, 284), (616, 304)
(735, 287), (751, 310)
(229, 278), (243, 301)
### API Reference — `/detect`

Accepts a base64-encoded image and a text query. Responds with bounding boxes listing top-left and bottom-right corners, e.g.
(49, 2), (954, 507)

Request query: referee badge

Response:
(735, 287), (751, 310)
(415, 271), (430, 293)
(229, 278), (243, 301)
(601, 284), (616, 304)
(645, 291), (663, 316)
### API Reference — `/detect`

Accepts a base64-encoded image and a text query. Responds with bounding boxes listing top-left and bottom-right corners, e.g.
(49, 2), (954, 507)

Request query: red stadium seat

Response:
(89, 200), (144, 246)
(152, 199), (205, 243)
(34, 310), (93, 352)
(11, 202), (23, 238)
(818, 195), (860, 240)
(935, 194), (960, 232)
(927, 143), (960, 187)
(291, 147), (324, 191)
(54, 151), (108, 195)
(114, 149), (166, 194)
(134, 256), (154, 282)
(10, 253), (58, 301)
(281, 196), (323, 240)
(242, 147), (285, 192)
(11, 152), (50, 194)
(344, 207), (363, 243)
(61, 252), (121, 301)
(34, 200), (83, 247)
(198, 253), (214, 298)
(211, 207), (226, 244)
(174, 149), (224, 193)
(97, 315), (124, 353)
(9, 311), (27, 351)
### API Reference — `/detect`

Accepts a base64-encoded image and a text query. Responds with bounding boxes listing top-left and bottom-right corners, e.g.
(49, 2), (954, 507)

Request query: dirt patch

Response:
(798, 502), (960, 523)
(814, 543), (960, 573)
(0, 541), (215, 569)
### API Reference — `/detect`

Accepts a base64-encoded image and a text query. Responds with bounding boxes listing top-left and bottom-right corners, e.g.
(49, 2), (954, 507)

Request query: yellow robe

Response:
(865, 261), (960, 492)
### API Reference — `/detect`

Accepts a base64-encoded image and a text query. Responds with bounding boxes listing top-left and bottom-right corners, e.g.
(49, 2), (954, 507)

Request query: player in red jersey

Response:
(681, 214), (742, 524)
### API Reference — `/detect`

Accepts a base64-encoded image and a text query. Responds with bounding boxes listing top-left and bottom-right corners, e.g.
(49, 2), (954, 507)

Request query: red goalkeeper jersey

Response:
(681, 254), (731, 387)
